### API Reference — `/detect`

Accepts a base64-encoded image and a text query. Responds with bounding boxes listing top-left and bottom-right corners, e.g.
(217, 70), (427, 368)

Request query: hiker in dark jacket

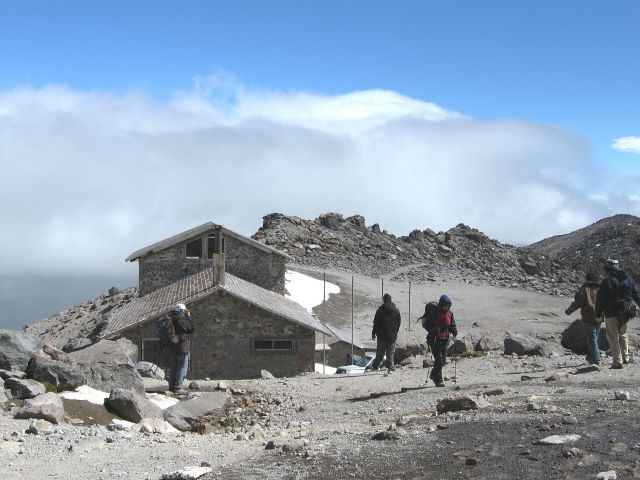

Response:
(369, 293), (401, 372)
(165, 303), (194, 392)
(425, 295), (458, 387)
(565, 272), (601, 365)
(595, 259), (640, 369)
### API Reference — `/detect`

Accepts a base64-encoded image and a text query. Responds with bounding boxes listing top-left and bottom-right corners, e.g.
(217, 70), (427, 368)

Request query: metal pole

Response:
(408, 281), (411, 332)
(322, 272), (326, 374)
(351, 275), (354, 361)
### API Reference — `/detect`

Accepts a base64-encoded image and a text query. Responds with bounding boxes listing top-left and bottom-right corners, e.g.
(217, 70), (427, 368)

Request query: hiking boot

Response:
(623, 358), (634, 364)
(435, 382), (445, 387)
(610, 363), (623, 370)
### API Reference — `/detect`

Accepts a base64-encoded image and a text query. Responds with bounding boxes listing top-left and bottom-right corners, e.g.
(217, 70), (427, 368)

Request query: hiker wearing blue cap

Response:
(422, 295), (458, 387)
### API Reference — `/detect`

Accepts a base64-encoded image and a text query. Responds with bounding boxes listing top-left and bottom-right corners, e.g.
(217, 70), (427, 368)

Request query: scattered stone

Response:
(535, 434), (581, 445)
(474, 335), (502, 352)
(0, 440), (22, 454)
(161, 466), (213, 480)
(70, 437), (107, 452)
(235, 433), (248, 441)
(371, 430), (402, 441)
(527, 403), (542, 412)
(562, 448), (581, 458)
(260, 370), (276, 380)
(484, 386), (510, 396)
(282, 439), (306, 452)
(595, 471), (617, 480)
(164, 392), (231, 431)
(136, 362), (165, 380)
(138, 418), (178, 434)
(26, 419), (54, 435)
(0, 369), (27, 380)
(15, 401), (68, 424)
(613, 391), (630, 400)
(562, 416), (578, 425)
(447, 338), (474, 355)
(546, 371), (570, 382)
(265, 440), (277, 450)
(465, 457), (478, 466)
(436, 395), (490, 413)
(576, 365), (601, 374)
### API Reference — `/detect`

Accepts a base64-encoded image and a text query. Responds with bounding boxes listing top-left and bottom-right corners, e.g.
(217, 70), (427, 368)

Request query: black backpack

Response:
(419, 301), (438, 331)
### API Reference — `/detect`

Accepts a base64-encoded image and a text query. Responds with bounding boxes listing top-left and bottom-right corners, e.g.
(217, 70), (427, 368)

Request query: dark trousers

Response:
(372, 340), (396, 370)
(429, 343), (447, 383)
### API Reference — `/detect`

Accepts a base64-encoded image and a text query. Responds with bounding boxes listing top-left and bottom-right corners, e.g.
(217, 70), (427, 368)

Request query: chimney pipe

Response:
(213, 225), (225, 285)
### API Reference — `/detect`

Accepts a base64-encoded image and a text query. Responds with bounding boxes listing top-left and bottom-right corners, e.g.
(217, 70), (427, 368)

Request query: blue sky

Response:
(1, 0), (640, 274)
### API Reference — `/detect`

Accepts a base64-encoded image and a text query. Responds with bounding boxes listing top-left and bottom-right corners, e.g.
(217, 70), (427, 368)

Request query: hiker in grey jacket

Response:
(565, 272), (601, 365)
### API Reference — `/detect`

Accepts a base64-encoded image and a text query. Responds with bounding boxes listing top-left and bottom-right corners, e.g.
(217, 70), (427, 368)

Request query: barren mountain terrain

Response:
(6, 212), (640, 479)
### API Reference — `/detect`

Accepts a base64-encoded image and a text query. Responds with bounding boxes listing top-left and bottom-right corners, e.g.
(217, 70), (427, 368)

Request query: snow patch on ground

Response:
(314, 363), (337, 375)
(285, 270), (340, 313)
(58, 385), (109, 405)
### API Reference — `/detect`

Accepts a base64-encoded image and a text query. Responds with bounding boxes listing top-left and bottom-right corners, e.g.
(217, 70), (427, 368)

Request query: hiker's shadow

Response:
(348, 386), (428, 402)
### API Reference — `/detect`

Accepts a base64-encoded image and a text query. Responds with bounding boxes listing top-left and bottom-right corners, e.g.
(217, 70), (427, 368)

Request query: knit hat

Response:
(604, 259), (619, 270)
(174, 303), (187, 313)
(438, 295), (452, 306)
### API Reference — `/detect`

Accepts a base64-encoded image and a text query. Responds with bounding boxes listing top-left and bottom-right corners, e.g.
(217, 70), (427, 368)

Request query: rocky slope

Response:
(529, 213), (640, 279)
(252, 212), (583, 296)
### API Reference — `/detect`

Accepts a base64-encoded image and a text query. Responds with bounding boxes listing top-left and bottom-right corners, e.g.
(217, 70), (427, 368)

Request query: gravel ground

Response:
(2, 267), (640, 479)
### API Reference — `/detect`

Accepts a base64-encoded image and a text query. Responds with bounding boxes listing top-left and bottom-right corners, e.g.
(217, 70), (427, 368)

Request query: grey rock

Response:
(282, 438), (307, 452)
(474, 335), (503, 352)
(394, 341), (426, 363)
(15, 401), (68, 424)
(71, 437), (107, 452)
(613, 391), (630, 400)
(136, 361), (165, 380)
(371, 430), (401, 440)
(504, 334), (552, 357)
(161, 466), (213, 480)
(535, 434), (581, 445)
(436, 395), (491, 413)
(26, 418), (55, 435)
(164, 392), (231, 431)
(595, 471), (617, 480)
(545, 371), (570, 382)
(0, 329), (44, 371)
(26, 356), (86, 391)
(105, 388), (163, 423)
(447, 338), (474, 355)
(561, 320), (608, 354)
(484, 386), (510, 396)
(68, 338), (137, 366)
(576, 364), (601, 374)
(108, 287), (121, 296)
(260, 369), (276, 379)
(5, 377), (46, 399)
(0, 369), (27, 380)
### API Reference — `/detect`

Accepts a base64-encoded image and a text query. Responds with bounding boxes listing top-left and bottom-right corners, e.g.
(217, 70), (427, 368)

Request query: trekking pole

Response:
(454, 357), (458, 385)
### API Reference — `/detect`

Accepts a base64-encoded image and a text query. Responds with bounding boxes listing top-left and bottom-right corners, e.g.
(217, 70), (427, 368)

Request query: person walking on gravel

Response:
(369, 293), (401, 372)
(161, 303), (194, 392)
(595, 259), (640, 369)
(565, 272), (602, 365)
(424, 295), (458, 387)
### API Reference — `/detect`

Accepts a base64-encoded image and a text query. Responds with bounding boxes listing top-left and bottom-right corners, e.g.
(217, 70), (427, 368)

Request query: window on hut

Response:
(185, 238), (203, 258)
(206, 235), (225, 259)
(253, 339), (294, 351)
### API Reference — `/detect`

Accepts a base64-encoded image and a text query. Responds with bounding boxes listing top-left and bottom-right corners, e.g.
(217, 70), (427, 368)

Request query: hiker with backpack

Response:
(595, 259), (640, 369)
(368, 293), (401, 373)
(565, 272), (602, 365)
(158, 303), (194, 392)
(421, 295), (457, 387)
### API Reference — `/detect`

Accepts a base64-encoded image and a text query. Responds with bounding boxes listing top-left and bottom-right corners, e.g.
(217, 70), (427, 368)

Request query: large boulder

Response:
(0, 330), (44, 371)
(504, 334), (552, 357)
(5, 377), (46, 399)
(27, 356), (144, 394)
(0, 378), (8, 403)
(68, 338), (137, 366)
(561, 320), (609, 354)
(105, 388), (163, 423)
(474, 334), (503, 352)
(447, 338), (474, 355)
(163, 392), (231, 431)
(15, 393), (68, 424)
(394, 341), (426, 363)
(26, 356), (86, 391)
(436, 395), (491, 413)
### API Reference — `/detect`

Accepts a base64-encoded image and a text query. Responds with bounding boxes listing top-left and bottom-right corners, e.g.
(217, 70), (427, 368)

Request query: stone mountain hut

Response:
(103, 222), (331, 379)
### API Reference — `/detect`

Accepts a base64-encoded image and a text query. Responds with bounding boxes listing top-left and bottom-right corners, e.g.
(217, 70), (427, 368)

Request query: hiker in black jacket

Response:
(368, 293), (401, 372)
(595, 259), (640, 369)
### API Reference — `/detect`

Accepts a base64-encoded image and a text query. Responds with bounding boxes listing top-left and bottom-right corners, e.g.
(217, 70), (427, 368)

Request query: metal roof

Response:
(125, 222), (291, 262)
(324, 324), (366, 349)
(103, 268), (331, 338)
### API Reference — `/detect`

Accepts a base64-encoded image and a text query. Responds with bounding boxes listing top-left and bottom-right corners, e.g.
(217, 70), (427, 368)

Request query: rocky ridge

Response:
(529, 213), (640, 279)
(252, 212), (584, 296)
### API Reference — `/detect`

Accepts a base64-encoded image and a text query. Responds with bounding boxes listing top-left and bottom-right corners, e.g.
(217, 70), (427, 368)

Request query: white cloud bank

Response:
(1, 75), (639, 276)
(612, 136), (640, 155)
